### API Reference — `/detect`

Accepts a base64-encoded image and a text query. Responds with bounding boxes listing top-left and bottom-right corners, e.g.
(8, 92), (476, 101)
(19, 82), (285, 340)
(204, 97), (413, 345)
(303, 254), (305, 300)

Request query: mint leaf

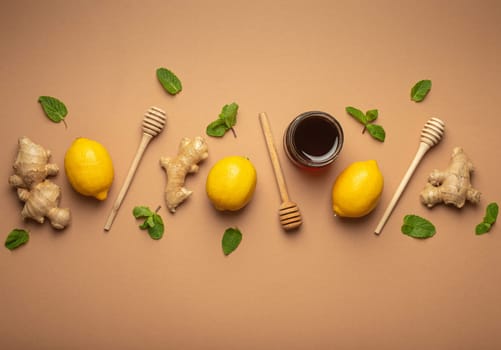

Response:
(133, 205), (164, 240)
(476, 222), (491, 235)
(402, 215), (436, 238)
(156, 67), (182, 95)
(411, 79), (432, 102)
(346, 106), (367, 124)
(365, 109), (378, 122)
(206, 102), (239, 138)
(222, 227), (242, 256)
(346, 106), (385, 142)
(220, 102), (239, 129)
(5, 229), (29, 250)
(139, 216), (155, 229)
(38, 96), (68, 125)
(148, 214), (164, 240)
(133, 206), (154, 218)
(484, 202), (499, 225)
(476, 202), (498, 234)
(206, 118), (228, 137)
(366, 124), (386, 142)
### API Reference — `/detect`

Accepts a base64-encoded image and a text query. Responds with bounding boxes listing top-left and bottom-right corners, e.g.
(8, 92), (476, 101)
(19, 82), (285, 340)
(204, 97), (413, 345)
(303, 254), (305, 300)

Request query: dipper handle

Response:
(374, 117), (445, 235)
(104, 107), (166, 231)
(259, 112), (290, 202)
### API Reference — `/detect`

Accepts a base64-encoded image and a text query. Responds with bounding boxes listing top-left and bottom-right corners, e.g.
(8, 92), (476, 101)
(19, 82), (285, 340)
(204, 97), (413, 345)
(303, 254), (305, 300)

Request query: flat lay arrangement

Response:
(2, 1), (500, 349)
(5, 76), (495, 250)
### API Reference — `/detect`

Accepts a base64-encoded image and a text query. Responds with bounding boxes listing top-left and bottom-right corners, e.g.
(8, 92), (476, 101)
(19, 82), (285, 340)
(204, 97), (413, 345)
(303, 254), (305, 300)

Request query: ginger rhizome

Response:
(160, 136), (209, 213)
(420, 147), (481, 208)
(9, 137), (71, 229)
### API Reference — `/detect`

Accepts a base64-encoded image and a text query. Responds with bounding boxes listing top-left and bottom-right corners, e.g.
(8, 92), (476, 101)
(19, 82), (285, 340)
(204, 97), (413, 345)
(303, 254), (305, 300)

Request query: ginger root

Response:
(9, 137), (59, 188)
(9, 137), (71, 229)
(160, 136), (209, 213)
(420, 147), (481, 208)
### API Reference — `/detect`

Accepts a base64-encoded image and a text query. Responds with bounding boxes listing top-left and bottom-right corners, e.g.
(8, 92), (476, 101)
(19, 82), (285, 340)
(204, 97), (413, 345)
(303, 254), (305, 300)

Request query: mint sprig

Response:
(206, 102), (239, 138)
(133, 206), (165, 240)
(156, 67), (182, 95)
(38, 96), (68, 127)
(222, 227), (242, 256)
(401, 215), (436, 239)
(5, 229), (29, 250)
(345, 106), (385, 142)
(411, 79), (432, 102)
(476, 202), (498, 235)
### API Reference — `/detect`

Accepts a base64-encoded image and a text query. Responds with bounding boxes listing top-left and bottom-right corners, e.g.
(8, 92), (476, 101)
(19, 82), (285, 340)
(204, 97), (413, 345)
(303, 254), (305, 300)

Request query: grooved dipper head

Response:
(142, 107), (166, 137)
(279, 201), (302, 230)
(420, 117), (445, 147)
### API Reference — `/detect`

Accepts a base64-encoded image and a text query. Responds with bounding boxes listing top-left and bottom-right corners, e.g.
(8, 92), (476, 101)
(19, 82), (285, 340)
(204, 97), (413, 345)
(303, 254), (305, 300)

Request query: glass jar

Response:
(283, 111), (344, 169)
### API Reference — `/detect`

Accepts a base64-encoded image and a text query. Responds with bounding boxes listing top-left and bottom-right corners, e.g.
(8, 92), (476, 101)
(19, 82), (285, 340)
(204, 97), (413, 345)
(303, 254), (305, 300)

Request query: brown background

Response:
(1, 0), (501, 349)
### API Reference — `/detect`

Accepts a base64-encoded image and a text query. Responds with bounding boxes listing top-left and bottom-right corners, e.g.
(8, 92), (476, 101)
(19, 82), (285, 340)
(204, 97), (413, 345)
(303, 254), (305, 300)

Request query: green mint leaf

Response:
(366, 123), (386, 142)
(411, 79), (432, 102)
(206, 118), (229, 137)
(206, 102), (239, 138)
(146, 216), (156, 227)
(476, 222), (491, 235)
(147, 214), (164, 240)
(476, 202), (498, 234)
(222, 227), (242, 256)
(365, 109), (378, 122)
(38, 96), (68, 124)
(156, 67), (182, 95)
(401, 215), (436, 239)
(346, 106), (386, 141)
(133, 206), (154, 218)
(133, 206), (164, 240)
(219, 102), (239, 129)
(484, 202), (499, 225)
(345, 106), (367, 124)
(5, 229), (29, 250)
(139, 216), (155, 230)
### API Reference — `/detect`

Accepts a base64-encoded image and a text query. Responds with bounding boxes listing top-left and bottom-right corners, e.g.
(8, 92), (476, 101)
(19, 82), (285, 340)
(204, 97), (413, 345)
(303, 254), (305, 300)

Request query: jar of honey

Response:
(283, 111), (344, 169)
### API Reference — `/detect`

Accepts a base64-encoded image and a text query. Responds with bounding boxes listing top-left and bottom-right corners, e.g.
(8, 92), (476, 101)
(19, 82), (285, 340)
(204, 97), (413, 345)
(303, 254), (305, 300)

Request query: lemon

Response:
(64, 137), (114, 200)
(206, 156), (257, 211)
(332, 159), (383, 218)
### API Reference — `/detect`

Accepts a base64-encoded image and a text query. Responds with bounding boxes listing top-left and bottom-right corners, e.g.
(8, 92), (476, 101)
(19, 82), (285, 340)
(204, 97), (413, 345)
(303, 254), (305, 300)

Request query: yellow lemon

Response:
(64, 137), (114, 200)
(332, 159), (383, 218)
(206, 156), (257, 211)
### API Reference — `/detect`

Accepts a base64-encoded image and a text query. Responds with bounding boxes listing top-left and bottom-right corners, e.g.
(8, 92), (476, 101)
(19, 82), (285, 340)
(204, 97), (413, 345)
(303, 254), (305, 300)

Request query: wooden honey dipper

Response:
(258, 112), (302, 231)
(104, 107), (166, 231)
(374, 117), (445, 235)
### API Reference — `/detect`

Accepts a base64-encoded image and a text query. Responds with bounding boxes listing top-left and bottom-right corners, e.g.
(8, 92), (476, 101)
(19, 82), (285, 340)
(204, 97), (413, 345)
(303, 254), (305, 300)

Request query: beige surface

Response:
(1, 1), (501, 349)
